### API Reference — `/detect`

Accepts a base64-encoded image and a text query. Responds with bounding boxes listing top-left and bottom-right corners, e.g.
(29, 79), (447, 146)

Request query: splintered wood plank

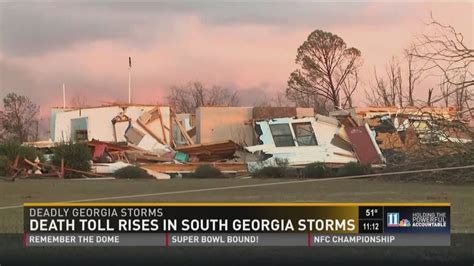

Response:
(142, 163), (247, 173)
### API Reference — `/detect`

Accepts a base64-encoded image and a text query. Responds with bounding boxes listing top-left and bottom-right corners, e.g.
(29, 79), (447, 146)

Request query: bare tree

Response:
(287, 29), (362, 109)
(0, 93), (40, 142)
(365, 67), (394, 107)
(452, 70), (473, 114)
(366, 55), (424, 108)
(427, 88), (434, 107)
(254, 92), (294, 108)
(397, 65), (403, 108)
(410, 15), (473, 107)
(273, 92), (293, 107)
(439, 77), (453, 107)
(340, 69), (359, 108)
(167, 81), (240, 113)
(286, 88), (332, 115)
(386, 57), (404, 107)
(70, 94), (88, 109)
(405, 46), (423, 106)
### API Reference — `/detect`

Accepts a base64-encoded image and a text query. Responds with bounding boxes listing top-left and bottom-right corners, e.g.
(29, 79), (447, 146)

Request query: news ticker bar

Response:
(23, 203), (450, 247)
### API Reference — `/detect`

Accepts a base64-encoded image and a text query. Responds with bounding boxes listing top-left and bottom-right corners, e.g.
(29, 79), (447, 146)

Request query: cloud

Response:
(0, 1), (471, 113)
(0, 2), (427, 57)
(0, 2), (178, 56)
(0, 57), (37, 100)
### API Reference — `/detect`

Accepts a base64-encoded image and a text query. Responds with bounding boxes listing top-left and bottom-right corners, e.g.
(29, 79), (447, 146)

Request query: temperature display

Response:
(359, 206), (383, 219)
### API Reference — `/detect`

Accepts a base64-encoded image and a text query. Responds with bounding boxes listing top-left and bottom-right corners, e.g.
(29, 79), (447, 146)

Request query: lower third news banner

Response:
(23, 203), (450, 247)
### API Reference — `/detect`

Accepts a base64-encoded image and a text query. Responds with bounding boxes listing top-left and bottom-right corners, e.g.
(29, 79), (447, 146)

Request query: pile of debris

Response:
(331, 107), (473, 165)
(14, 104), (470, 180)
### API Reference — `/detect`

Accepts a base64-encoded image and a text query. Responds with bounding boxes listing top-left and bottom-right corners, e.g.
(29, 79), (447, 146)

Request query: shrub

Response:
(0, 139), (43, 162)
(192, 165), (223, 178)
(0, 155), (8, 176)
(0, 139), (43, 176)
(302, 162), (333, 178)
(337, 162), (371, 177)
(274, 158), (289, 168)
(114, 166), (154, 179)
(251, 158), (292, 178)
(252, 166), (288, 178)
(52, 142), (91, 178)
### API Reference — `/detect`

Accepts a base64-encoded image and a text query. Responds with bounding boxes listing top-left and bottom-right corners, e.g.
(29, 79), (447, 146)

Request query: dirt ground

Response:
(0, 177), (473, 233)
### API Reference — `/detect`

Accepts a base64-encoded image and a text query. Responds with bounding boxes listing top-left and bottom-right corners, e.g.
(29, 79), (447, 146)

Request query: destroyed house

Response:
(245, 115), (385, 171)
(51, 104), (172, 149)
(48, 104), (388, 176)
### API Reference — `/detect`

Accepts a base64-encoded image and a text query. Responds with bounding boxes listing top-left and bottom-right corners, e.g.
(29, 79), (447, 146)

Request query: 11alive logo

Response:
(387, 213), (411, 227)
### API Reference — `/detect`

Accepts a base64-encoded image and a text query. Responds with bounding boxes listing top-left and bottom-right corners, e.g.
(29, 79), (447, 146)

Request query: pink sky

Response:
(0, 1), (472, 118)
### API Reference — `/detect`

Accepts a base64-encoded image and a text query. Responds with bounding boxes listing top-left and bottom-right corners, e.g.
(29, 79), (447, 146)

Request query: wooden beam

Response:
(137, 118), (166, 145)
(112, 122), (118, 142)
(156, 107), (168, 144)
(37, 161), (105, 177)
(170, 110), (175, 149)
(24, 158), (41, 171)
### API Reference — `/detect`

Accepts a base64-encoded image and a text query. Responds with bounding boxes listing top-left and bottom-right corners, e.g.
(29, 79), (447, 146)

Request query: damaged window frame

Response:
(268, 121), (318, 147)
(269, 123), (296, 147)
(292, 122), (318, 146)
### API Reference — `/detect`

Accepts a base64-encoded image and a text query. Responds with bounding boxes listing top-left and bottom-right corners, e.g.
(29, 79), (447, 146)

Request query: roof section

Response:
(51, 103), (169, 112)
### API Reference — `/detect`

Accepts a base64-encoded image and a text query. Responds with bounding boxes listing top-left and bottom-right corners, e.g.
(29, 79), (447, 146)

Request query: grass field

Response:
(1, 177), (473, 233)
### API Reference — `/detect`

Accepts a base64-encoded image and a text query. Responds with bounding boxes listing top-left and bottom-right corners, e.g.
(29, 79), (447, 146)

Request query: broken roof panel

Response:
(344, 125), (385, 165)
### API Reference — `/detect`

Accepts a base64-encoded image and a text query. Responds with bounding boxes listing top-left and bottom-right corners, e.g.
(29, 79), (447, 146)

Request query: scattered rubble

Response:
(3, 104), (471, 180)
